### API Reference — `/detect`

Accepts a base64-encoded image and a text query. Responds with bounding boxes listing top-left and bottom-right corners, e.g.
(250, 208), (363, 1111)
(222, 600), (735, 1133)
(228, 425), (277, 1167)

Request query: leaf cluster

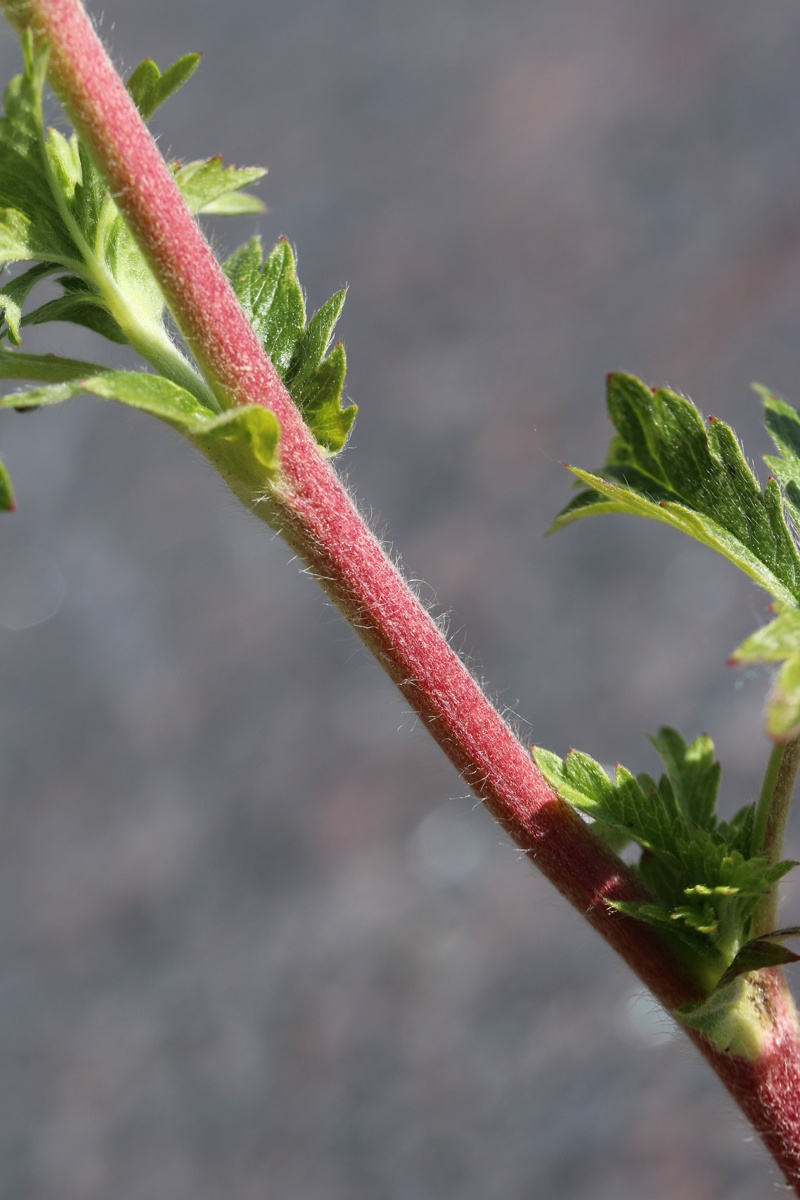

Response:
(533, 731), (795, 986)
(0, 39), (263, 349)
(223, 238), (355, 453)
(0, 37), (355, 512)
(553, 372), (800, 741)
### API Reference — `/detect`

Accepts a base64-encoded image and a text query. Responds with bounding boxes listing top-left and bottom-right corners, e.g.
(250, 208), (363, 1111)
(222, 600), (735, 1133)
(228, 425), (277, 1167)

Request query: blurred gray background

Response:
(2, 1), (800, 1196)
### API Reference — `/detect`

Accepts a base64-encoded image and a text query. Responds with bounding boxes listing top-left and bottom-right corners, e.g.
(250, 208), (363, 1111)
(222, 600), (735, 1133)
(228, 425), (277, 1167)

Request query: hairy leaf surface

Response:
(551, 373), (800, 606)
(0, 45), (262, 360)
(173, 159), (266, 216)
(126, 53), (201, 120)
(0, 371), (279, 495)
(0, 39), (351, 499)
(223, 237), (356, 453)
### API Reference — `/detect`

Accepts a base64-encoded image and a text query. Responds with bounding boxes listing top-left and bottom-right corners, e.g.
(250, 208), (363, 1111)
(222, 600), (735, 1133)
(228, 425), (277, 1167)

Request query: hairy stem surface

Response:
(0, 0), (697, 1001)
(4, 0), (800, 1189)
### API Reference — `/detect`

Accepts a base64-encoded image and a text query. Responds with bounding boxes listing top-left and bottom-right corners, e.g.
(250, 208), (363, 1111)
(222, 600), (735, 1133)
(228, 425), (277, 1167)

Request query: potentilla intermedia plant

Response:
(2, 0), (800, 1190)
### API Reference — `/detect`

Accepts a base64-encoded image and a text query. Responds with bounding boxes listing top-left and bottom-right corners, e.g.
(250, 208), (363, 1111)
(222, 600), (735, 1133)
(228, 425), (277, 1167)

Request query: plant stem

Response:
(0, 0), (698, 999)
(6, 0), (800, 1189)
(752, 736), (800, 936)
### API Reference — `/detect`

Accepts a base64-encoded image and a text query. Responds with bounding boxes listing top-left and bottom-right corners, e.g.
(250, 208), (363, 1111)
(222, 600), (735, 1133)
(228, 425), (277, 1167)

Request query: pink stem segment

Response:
(6, 0), (800, 1188)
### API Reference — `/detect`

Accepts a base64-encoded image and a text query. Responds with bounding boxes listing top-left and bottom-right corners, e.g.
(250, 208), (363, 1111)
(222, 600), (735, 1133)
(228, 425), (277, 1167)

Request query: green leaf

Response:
(78, 371), (213, 430)
(0, 453), (13, 510)
(25, 120), (166, 344)
(126, 54), (202, 121)
(676, 973), (766, 1057)
(533, 732), (796, 971)
(0, 40), (249, 365)
(532, 744), (686, 866)
(288, 288), (346, 389)
(716, 802), (756, 857)
(70, 141), (107, 248)
(0, 35), (154, 350)
(0, 36), (76, 264)
(0, 37), (341, 487)
(0, 207), (45, 262)
(761, 385), (800, 531)
(225, 237), (305, 372)
(0, 261), (54, 343)
(647, 727), (720, 829)
(0, 343), (107, 382)
(44, 125), (80, 198)
(293, 342), (354, 454)
(190, 406), (280, 495)
(731, 606), (800, 742)
(100, 217), (165, 334)
(0, 371), (280, 498)
(221, 236), (261, 303)
(173, 159), (266, 216)
(21, 276), (128, 343)
(716, 926), (800, 988)
(201, 191), (265, 217)
(0, 370), (210, 431)
(613, 899), (728, 965)
(551, 373), (800, 607)
(676, 928), (800, 1056)
(224, 237), (356, 453)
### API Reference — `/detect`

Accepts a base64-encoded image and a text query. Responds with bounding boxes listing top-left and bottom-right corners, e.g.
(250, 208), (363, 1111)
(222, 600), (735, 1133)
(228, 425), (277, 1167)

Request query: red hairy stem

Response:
(0, 0), (690, 988)
(697, 971), (800, 1188)
(1, 0), (690, 993)
(6, 0), (800, 1189)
